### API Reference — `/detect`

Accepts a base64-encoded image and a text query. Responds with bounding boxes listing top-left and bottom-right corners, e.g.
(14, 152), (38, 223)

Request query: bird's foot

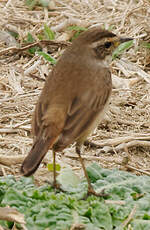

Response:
(88, 188), (108, 197)
(83, 188), (108, 200)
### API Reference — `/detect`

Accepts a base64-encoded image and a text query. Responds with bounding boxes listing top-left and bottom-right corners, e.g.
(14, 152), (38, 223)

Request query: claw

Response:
(82, 188), (109, 200)
(87, 188), (108, 197)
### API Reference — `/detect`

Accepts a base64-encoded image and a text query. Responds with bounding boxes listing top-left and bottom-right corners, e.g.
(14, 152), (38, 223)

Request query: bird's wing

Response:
(32, 101), (42, 136)
(55, 72), (112, 150)
(22, 86), (67, 176)
(21, 104), (66, 176)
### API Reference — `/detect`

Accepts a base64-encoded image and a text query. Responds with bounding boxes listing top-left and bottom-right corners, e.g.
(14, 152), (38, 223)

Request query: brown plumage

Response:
(21, 27), (132, 196)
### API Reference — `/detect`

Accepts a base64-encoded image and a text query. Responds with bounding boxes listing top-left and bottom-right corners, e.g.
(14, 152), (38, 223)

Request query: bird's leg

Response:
(45, 150), (65, 193)
(52, 150), (57, 188)
(76, 144), (92, 190)
(76, 144), (107, 197)
(84, 140), (101, 149)
(51, 150), (64, 191)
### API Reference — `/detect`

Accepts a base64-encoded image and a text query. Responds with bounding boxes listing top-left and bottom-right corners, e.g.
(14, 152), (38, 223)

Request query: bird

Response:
(21, 26), (132, 196)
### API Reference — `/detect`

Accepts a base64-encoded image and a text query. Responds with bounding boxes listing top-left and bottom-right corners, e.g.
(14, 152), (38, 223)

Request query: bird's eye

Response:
(104, 42), (112, 48)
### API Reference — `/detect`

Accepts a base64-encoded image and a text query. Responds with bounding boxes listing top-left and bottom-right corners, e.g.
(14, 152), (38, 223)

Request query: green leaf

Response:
(67, 26), (87, 40)
(26, 0), (50, 9)
(143, 213), (150, 220)
(112, 40), (133, 60)
(47, 163), (61, 172)
(28, 47), (37, 55)
(131, 219), (150, 230)
(25, 32), (39, 54)
(57, 168), (81, 191)
(2, 164), (150, 229)
(44, 24), (55, 40)
(27, 32), (35, 43)
(91, 203), (113, 229)
(142, 42), (150, 49)
(39, 0), (49, 7)
(37, 51), (56, 64)
(86, 163), (103, 182)
(25, 0), (37, 10)
(67, 26), (87, 32)
(8, 31), (19, 39)
(37, 34), (45, 40)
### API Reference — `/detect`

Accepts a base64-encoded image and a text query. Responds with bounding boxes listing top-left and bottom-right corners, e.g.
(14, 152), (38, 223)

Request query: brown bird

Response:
(21, 27), (132, 196)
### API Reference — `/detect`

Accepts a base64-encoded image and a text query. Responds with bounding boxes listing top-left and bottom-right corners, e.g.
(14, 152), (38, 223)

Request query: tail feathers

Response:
(21, 136), (54, 176)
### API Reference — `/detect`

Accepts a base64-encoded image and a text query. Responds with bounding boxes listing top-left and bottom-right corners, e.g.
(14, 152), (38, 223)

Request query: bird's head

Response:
(73, 26), (132, 66)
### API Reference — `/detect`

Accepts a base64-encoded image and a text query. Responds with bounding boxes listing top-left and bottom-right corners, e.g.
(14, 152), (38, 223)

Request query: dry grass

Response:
(0, 0), (150, 183)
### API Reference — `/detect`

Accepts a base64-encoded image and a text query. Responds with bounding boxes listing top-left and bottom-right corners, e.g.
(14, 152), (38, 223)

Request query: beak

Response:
(119, 37), (133, 43)
(112, 37), (133, 60)
(114, 37), (133, 48)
